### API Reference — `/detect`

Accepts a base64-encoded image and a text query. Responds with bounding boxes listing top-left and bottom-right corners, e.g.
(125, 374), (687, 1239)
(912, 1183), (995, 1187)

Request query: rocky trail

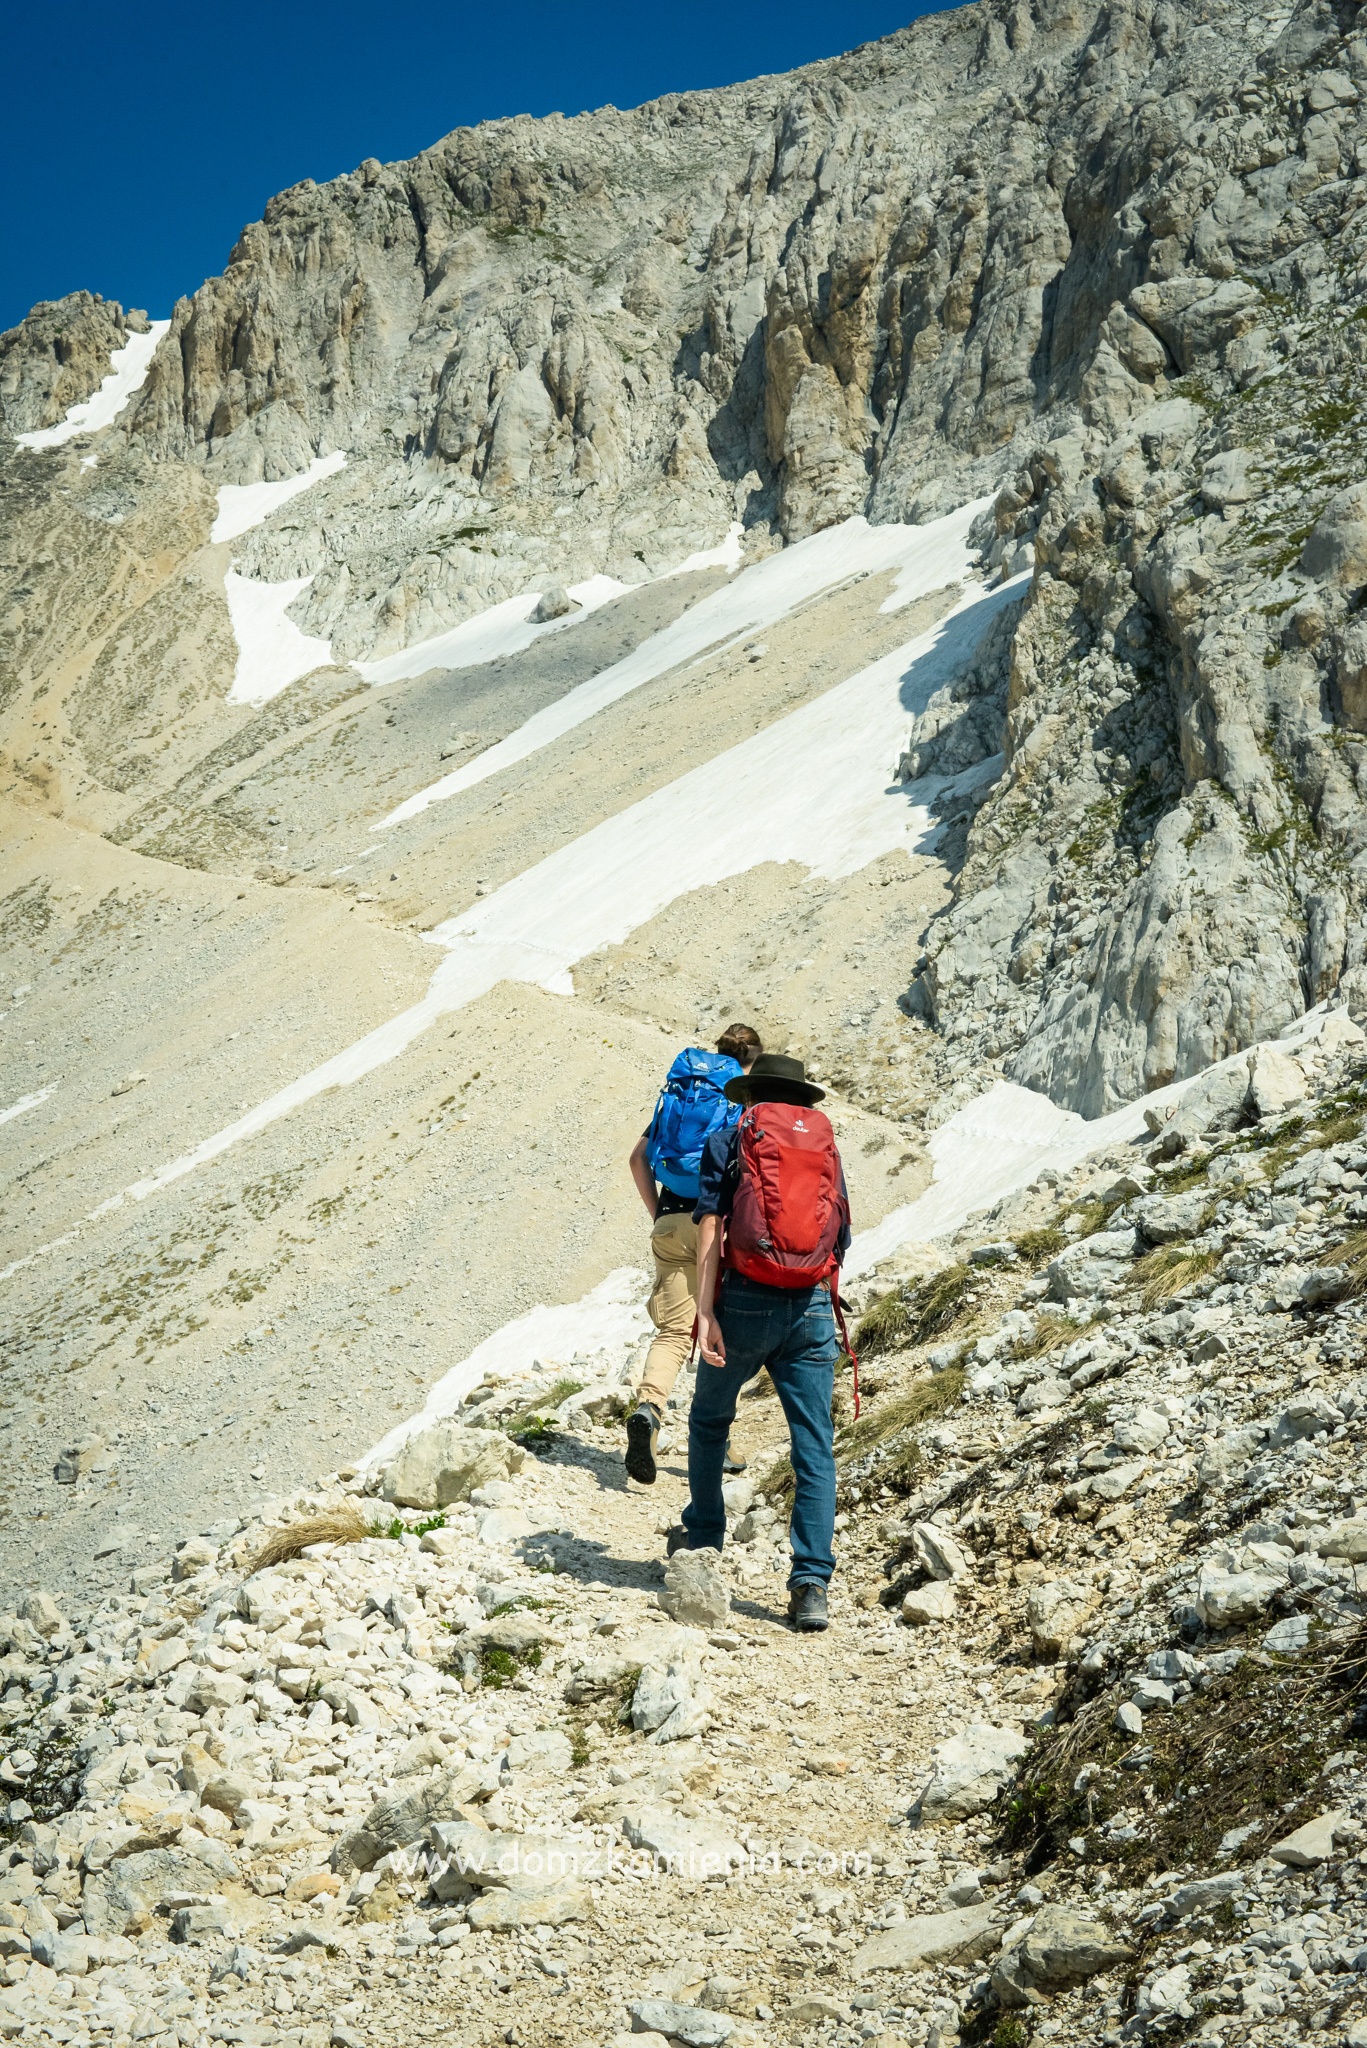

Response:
(3, 1008), (1367, 2048)
(6, 0), (1367, 2039)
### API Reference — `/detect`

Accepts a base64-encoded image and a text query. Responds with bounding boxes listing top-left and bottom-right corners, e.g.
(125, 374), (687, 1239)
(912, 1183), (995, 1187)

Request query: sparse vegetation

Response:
(248, 1502), (369, 1572)
(999, 1629), (1365, 1878)
(1133, 1243), (1219, 1308)
(854, 1262), (976, 1357)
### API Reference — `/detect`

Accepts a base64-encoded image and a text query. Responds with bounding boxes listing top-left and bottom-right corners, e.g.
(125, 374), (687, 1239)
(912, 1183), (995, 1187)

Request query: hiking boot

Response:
(625, 1402), (661, 1486)
(665, 1526), (722, 1558)
(788, 1582), (829, 1633)
(722, 1440), (747, 1475)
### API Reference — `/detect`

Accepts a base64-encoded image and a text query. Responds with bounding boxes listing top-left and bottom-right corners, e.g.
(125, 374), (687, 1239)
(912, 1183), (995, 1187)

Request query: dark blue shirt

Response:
(693, 1121), (852, 1261)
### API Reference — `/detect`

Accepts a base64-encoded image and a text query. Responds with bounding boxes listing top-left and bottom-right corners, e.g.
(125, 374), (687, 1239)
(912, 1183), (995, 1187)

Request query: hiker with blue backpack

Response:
(670, 1052), (854, 1635)
(625, 1024), (762, 1487)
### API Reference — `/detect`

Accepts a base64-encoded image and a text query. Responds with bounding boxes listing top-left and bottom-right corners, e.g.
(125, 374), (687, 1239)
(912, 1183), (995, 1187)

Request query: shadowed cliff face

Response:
(3, 0), (1367, 1116)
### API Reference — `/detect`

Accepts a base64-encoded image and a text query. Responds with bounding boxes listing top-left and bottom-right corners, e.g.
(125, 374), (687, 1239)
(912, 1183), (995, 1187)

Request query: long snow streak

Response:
(375, 509), (983, 829)
(17, 322), (170, 449)
(211, 452), (348, 544)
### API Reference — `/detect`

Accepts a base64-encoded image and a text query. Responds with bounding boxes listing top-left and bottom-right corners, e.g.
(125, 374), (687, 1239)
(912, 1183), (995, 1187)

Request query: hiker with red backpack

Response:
(670, 1052), (852, 1634)
(624, 1024), (763, 1487)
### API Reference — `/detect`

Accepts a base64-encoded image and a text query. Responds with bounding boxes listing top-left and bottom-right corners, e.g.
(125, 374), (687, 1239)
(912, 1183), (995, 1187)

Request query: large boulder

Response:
(1246, 1042), (1307, 1118)
(331, 1761), (485, 1874)
(81, 1842), (238, 1938)
(917, 1723), (1028, 1821)
(853, 1901), (1003, 1974)
(381, 1421), (525, 1508)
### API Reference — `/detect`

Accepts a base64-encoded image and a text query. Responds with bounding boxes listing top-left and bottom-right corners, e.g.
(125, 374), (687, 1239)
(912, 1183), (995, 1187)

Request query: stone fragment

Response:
(622, 1808), (746, 1875)
(918, 1723), (1028, 1820)
(382, 1422), (525, 1508)
(1026, 1578), (1101, 1657)
(1115, 1701), (1143, 1735)
(1090, 1458), (1148, 1503)
(18, 1590), (64, 1637)
(657, 1550), (731, 1629)
(1109, 1407), (1168, 1453)
(1017, 1375), (1069, 1415)
(902, 1580), (957, 1626)
(467, 1882), (590, 1928)
(1196, 1428), (1261, 1491)
(1269, 1392), (1341, 1445)
(1046, 1230), (1137, 1301)
(81, 1841), (238, 1937)
(1318, 1517), (1367, 1563)
(1132, 1192), (1209, 1244)
(332, 1761), (484, 1872)
(1165, 1872), (1243, 1920)
(992, 1905), (1134, 2006)
(632, 1648), (713, 1744)
(506, 1729), (572, 1774)
(852, 1901), (1002, 1974)
(1194, 1565), (1284, 1629)
(910, 1523), (972, 1580)
(1270, 1810), (1346, 1868)
(628, 2001), (733, 2046)
(1200, 448), (1255, 509)
(29, 1928), (90, 1976)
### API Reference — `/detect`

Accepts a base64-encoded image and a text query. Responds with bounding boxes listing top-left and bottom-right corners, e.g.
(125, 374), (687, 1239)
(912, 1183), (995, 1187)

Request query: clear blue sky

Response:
(2, 0), (948, 335)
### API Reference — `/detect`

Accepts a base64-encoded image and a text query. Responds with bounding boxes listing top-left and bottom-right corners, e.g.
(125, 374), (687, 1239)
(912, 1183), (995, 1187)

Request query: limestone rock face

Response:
(0, 293), (147, 436)
(8, 0), (1367, 1126)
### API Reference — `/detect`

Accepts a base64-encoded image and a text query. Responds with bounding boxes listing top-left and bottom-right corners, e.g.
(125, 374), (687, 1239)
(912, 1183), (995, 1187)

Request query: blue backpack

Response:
(645, 1049), (743, 1199)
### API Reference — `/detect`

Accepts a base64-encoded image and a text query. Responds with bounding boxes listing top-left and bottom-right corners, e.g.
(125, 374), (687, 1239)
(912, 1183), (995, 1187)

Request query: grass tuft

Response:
(1133, 1243), (1219, 1308)
(248, 1503), (369, 1573)
(855, 1263), (976, 1357)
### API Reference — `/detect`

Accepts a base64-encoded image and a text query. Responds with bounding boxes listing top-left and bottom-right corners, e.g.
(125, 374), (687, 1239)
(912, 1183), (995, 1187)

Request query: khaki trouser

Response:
(636, 1210), (698, 1412)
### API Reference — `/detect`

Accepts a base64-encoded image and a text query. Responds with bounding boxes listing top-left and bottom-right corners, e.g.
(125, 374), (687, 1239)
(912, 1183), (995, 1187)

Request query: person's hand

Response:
(697, 1310), (727, 1367)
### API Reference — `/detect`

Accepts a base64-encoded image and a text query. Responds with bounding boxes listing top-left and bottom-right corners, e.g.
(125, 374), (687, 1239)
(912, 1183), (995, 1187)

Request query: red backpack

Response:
(724, 1102), (848, 1287)
(711, 1102), (861, 1414)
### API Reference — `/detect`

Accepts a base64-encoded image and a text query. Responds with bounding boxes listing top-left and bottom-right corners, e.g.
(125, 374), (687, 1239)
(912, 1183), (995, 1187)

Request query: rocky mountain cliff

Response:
(5, 0), (1367, 1116)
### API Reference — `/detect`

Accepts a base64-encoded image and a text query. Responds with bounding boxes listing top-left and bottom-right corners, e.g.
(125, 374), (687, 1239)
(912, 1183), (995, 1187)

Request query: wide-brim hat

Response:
(724, 1052), (825, 1106)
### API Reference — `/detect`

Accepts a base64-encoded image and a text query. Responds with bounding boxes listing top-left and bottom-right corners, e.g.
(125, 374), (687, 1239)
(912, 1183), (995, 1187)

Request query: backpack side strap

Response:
(830, 1286), (859, 1421)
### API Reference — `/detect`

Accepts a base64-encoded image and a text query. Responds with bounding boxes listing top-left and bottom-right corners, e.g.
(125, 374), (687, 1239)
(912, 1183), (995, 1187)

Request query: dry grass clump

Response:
(1133, 1243), (1219, 1308)
(1319, 1227), (1367, 1296)
(1013, 1311), (1076, 1360)
(855, 1262), (975, 1357)
(1014, 1225), (1068, 1266)
(247, 1501), (369, 1573)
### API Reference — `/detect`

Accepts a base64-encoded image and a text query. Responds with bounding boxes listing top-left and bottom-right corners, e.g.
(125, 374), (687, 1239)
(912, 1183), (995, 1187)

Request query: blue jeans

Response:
(682, 1270), (838, 1588)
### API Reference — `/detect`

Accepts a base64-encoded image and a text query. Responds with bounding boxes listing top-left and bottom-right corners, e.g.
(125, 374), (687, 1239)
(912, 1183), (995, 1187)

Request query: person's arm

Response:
(696, 1214), (725, 1366)
(628, 1134), (658, 1219)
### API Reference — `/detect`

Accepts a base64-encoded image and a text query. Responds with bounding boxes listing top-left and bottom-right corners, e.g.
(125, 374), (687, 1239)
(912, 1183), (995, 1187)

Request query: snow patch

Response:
(0, 1085), (55, 1129)
(225, 572), (335, 707)
(17, 321), (170, 449)
(667, 520), (745, 577)
(355, 575), (634, 689)
(360, 1268), (651, 1471)
(211, 452), (347, 545)
(115, 555), (1012, 1203)
(377, 505), (986, 830)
